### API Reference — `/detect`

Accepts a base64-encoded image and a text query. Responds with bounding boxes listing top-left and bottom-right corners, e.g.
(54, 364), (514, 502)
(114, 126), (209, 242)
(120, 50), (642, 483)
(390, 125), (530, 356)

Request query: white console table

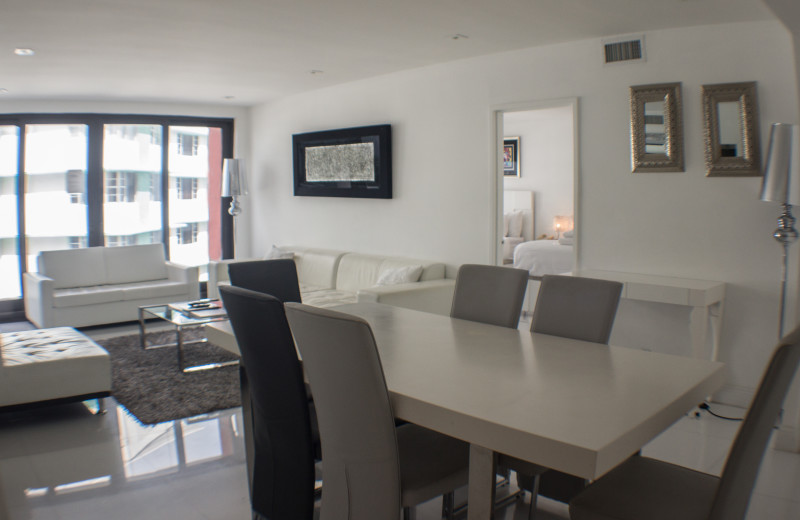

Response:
(569, 270), (726, 362)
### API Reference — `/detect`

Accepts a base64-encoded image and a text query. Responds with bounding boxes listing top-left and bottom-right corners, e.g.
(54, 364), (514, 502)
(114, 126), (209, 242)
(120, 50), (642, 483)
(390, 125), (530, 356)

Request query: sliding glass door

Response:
(24, 124), (89, 272)
(103, 124), (163, 247)
(0, 114), (233, 309)
(0, 126), (20, 299)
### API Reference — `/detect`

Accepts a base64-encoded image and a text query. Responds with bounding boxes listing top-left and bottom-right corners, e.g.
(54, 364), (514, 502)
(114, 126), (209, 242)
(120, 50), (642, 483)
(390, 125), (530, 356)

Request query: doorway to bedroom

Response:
(495, 99), (578, 317)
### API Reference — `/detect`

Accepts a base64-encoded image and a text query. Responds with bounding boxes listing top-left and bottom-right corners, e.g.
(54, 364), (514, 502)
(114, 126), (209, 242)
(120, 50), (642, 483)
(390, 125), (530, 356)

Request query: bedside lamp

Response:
(553, 215), (573, 239)
(760, 123), (800, 337)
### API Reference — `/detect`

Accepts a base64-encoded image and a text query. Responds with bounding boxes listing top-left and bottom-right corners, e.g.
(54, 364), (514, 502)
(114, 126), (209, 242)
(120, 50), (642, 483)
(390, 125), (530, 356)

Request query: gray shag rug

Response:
(96, 328), (240, 425)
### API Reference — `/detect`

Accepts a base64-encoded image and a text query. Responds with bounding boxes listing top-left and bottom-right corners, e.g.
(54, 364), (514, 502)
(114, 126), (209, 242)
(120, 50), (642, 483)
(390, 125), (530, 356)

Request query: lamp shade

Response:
(222, 158), (248, 197)
(553, 215), (574, 233)
(761, 123), (800, 205)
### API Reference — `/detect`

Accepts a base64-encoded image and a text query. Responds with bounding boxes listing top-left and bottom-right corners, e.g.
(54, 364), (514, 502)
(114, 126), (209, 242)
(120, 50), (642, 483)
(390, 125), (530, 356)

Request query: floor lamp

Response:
(760, 123), (800, 338)
(222, 158), (247, 258)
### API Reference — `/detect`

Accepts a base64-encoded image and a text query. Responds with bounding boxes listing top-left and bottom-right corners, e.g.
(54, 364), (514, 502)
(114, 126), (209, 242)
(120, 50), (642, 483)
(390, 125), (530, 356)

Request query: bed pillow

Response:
(375, 265), (423, 286)
(563, 229), (575, 239)
(559, 235), (574, 246)
(264, 245), (295, 260)
(504, 211), (524, 238)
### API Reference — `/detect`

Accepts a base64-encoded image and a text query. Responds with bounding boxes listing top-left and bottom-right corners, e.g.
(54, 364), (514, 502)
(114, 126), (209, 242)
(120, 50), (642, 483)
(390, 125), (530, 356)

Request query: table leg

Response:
(177, 325), (185, 371)
(689, 305), (710, 360)
(139, 307), (147, 349)
(467, 444), (496, 520)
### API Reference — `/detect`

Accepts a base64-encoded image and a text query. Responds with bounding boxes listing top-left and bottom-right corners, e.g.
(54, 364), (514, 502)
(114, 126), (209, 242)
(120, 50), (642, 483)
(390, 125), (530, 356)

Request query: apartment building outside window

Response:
(175, 177), (198, 200)
(0, 115), (233, 309)
(175, 222), (199, 245)
(105, 171), (136, 203)
(176, 133), (199, 156)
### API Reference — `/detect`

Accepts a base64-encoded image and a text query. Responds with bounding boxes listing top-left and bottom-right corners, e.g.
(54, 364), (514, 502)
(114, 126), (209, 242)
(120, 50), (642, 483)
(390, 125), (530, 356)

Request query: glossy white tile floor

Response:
(2, 399), (800, 520)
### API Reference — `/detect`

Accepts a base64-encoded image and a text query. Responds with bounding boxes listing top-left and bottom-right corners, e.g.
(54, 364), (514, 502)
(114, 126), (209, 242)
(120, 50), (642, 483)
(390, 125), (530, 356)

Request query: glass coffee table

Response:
(138, 300), (237, 373)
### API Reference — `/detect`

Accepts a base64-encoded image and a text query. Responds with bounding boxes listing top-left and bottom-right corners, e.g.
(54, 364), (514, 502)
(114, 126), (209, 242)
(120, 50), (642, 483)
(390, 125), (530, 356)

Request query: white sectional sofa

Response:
(208, 246), (456, 316)
(23, 244), (200, 328)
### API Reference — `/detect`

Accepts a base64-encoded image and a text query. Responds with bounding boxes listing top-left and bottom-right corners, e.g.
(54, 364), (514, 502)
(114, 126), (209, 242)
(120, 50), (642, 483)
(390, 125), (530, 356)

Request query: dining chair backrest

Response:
(531, 275), (623, 344)
(284, 302), (402, 520)
(228, 258), (302, 303)
(709, 326), (800, 520)
(450, 264), (529, 328)
(218, 285), (315, 520)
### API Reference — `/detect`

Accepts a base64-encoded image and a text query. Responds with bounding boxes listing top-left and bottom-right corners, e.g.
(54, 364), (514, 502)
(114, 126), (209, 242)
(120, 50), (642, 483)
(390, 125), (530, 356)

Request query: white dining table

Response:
(206, 302), (726, 520)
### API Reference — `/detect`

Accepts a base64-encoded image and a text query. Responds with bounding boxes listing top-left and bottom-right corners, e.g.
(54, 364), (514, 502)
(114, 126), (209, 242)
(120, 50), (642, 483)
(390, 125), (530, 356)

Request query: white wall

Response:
(503, 106), (574, 237)
(248, 20), (798, 405)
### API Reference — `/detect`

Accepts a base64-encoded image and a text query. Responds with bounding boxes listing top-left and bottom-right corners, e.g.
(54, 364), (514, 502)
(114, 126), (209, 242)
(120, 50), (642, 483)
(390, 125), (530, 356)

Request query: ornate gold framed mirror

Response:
(630, 82), (684, 173)
(702, 81), (761, 177)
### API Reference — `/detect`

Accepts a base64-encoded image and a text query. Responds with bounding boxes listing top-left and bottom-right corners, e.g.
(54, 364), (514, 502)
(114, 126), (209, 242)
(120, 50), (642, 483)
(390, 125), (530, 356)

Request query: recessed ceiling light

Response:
(309, 70), (324, 75)
(14, 48), (35, 56)
(450, 34), (469, 40)
(223, 95), (235, 100)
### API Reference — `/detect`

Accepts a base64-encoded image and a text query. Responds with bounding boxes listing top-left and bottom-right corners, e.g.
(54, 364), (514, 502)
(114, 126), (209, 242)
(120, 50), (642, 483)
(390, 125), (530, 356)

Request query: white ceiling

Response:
(0, 0), (776, 106)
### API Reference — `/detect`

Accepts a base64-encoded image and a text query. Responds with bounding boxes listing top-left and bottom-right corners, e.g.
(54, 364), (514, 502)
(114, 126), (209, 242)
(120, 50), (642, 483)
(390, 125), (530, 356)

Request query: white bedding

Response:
(512, 240), (574, 277)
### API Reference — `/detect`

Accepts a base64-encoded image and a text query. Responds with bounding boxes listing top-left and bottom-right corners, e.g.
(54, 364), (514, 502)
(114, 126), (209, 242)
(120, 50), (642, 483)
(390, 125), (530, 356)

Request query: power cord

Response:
(697, 402), (744, 422)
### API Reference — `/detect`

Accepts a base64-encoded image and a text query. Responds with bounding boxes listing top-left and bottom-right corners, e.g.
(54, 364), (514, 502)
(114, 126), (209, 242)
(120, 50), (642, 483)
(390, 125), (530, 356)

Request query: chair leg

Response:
(95, 397), (107, 415)
(403, 506), (417, 520)
(441, 492), (455, 520)
(527, 474), (541, 520)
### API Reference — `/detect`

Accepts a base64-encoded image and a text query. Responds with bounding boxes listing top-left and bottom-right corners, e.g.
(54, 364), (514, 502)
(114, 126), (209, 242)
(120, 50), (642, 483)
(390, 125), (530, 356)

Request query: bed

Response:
(512, 237), (574, 278)
(502, 190), (535, 263)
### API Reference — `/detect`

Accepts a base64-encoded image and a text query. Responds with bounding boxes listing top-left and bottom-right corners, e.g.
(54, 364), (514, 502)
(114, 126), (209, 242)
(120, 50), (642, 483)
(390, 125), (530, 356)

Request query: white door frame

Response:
(489, 97), (581, 268)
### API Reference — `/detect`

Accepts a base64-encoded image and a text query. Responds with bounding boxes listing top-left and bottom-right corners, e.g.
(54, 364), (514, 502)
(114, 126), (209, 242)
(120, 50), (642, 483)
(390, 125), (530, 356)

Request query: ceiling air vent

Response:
(603, 35), (645, 65)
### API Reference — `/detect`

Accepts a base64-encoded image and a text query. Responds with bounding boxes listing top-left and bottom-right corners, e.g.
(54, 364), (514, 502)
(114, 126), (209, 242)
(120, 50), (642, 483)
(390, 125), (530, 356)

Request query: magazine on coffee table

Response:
(169, 300), (227, 319)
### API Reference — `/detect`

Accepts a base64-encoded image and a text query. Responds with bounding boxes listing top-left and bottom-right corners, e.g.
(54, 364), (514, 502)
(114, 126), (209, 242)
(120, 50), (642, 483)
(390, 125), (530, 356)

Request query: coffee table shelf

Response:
(138, 301), (237, 373)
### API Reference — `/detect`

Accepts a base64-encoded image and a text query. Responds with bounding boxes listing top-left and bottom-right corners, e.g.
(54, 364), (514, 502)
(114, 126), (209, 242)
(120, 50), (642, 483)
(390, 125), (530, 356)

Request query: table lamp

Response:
(760, 123), (800, 337)
(553, 215), (573, 239)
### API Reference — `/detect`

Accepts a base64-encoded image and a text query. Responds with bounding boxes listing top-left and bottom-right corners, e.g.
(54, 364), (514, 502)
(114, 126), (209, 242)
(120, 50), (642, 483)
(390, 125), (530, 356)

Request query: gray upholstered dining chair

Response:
(500, 274), (624, 518)
(284, 302), (470, 520)
(569, 326), (800, 520)
(450, 263), (529, 328)
(228, 258), (302, 303)
(530, 274), (623, 343)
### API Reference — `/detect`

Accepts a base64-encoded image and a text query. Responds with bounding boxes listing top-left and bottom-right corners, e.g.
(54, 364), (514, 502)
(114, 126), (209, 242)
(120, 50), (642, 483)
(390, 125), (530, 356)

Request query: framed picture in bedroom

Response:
(292, 124), (392, 198)
(503, 137), (520, 177)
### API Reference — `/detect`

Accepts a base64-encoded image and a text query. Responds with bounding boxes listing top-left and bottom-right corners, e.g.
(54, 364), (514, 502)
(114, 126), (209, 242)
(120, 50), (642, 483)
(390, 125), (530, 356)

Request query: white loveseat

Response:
(23, 244), (200, 328)
(208, 246), (456, 316)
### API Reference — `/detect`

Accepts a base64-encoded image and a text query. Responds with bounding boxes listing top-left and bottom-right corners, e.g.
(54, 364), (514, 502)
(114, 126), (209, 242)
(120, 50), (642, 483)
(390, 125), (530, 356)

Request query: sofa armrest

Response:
(357, 279), (456, 316)
(165, 262), (201, 300)
(23, 272), (55, 328)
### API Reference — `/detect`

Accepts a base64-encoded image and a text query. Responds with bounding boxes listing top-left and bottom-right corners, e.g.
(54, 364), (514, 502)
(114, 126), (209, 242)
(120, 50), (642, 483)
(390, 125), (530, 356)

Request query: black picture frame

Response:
(503, 137), (520, 177)
(293, 124), (392, 198)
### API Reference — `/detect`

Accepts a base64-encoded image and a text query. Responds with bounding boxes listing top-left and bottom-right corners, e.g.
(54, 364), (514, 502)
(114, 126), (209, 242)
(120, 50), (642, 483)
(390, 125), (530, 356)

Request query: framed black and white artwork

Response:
(293, 124), (392, 198)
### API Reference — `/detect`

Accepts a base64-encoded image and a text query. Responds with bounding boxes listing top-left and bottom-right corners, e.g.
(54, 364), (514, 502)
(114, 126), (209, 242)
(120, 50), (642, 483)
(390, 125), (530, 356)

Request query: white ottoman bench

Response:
(0, 327), (111, 412)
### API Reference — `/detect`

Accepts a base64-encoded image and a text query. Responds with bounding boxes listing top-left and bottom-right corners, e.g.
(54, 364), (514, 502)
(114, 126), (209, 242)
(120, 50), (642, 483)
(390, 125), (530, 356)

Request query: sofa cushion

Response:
(289, 247), (346, 289)
(301, 289), (358, 308)
(39, 248), (108, 289)
(53, 286), (125, 308)
(336, 254), (386, 291)
(117, 280), (190, 301)
(104, 244), (168, 285)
